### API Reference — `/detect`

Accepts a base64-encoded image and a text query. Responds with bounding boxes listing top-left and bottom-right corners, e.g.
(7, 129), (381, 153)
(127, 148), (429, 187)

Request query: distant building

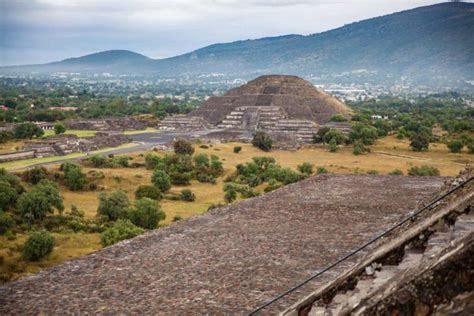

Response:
(48, 106), (78, 111)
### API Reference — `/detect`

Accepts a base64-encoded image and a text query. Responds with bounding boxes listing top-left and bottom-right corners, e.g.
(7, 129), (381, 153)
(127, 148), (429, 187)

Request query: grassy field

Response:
(1, 136), (471, 282)
(43, 129), (98, 137)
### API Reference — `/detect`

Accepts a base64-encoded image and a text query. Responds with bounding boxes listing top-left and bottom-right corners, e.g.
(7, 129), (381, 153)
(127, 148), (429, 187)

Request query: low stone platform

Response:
(0, 175), (445, 314)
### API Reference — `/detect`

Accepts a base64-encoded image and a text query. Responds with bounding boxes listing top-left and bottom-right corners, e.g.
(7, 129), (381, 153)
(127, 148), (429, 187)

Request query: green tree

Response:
(173, 139), (194, 155)
(129, 198), (165, 229)
(151, 169), (171, 192)
(447, 140), (463, 153)
(54, 123), (66, 135)
(101, 219), (144, 247)
(233, 146), (242, 153)
(97, 190), (130, 221)
(0, 181), (18, 211)
(13, 123), (44, 139)
(313, 126), (331, 144)
(17, 180), (63, 222)
(0, 211), (15, 234)
(224, 189), (237, 203)
(0, 168), (25, 195)
(409, 133), (430, 152)
(22, 231), (54, 261)
(62, 163), (86, 191)
(252, 131), (272, 152)
(323, 129), (347, 145)
(0, 130), (14, 143)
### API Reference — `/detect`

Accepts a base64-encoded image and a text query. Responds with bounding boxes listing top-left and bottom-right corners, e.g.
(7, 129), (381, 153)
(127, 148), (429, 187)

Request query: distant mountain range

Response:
(2, 2), (473, 87)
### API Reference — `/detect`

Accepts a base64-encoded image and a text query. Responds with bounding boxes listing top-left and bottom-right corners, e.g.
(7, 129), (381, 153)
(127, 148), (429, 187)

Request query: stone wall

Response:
(0, 150), (36, 163)
(65, 117), (146, 131)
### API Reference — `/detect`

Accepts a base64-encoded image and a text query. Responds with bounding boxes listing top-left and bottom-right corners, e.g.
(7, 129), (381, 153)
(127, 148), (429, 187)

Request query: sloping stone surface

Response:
(0, 175), (444, 314)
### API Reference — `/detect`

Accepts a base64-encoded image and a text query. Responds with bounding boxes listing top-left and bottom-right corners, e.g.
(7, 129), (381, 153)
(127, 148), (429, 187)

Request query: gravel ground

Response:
(0, 174), (445, 315)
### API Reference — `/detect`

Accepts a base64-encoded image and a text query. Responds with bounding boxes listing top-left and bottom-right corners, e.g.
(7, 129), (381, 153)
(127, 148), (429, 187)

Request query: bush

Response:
(180, 189), (196, 202)
(100, 219), (144, 247)
(97, 190), (130, 221)
(297, 162), (314, 175)
(366, 170), (379, 175)
(61, 162), (86, 191)
(323, 129), (347, 145)
(313, 126), (330, 144)
(114, 156), (130, 167)
(327, 138), (339, 152)
(129, 198), (165, 229)
(410, 133), (430, 152)
(151, 170), (171, 192)
(0, 181), (18, 211)
(408, 165), (440, 176)
(173, 139), (194, 155)
(447, 140), (464, 153)
(224, 189), (237, 203)
(17, 180), (64, 222)
(54, 123), (66, 135)
(0, 212), (15, 234)
(135, 185), (163, 201)
(233, 146), (242, 153)
(22, 231), (54, 261)
(13, 123), (44, 139)
(172, 215), (183, 222)
(264, 179), (282, 193)
(316, 166), (328, 174)
(389, 169), (404, 176)
(88, 155), (108, 168)
(144, 154), (164, 170)
(23, 166), (47, 185)
(252, 131), (272, 152)
(170, 171), (192, 185)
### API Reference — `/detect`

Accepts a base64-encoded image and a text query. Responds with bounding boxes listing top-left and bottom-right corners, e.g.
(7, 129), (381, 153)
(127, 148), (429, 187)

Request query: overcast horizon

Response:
(0, 0), (450, 66)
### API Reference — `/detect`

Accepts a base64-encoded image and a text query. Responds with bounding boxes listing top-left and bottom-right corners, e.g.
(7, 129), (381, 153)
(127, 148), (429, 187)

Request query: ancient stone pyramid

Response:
(190, 75), (352, 126)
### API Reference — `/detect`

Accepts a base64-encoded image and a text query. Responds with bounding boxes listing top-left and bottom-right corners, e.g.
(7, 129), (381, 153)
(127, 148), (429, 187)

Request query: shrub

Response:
(22, 231), (54, 261)
(54, 123), (66, 135)
(297, 162), (314, 175)
(327, 138), (339, 152)
(329, 115), (347, 122)
(233, 146), (242, 153)
(224, 189), (237, 203)
(97, 190), (130, 221)
(129, 198), (165, 229)
(172, 215), (183, 222)
(323, 129), (347, 145)
(23, 166), (47, 185)
(69, 205), (85, 218)
(114, 156), (130, 167)
(349, 123), (378, 145)
(170, 171), (192, 185)
(0, 212), (15, 234)
(0, 181), (18, 211)
(389, 169), (404, 176)
(410, 133), (430, 152)
(252, 131), (272, 152)
(61, 162), (86, 191)
(313, 126), (330, 144)
(173, 139), (194, 155)
(468, 141), (474, 154)
(144, 154), (164, 170)
(100, 219), (144, 247)
(0, 168), (25, 195)
(264, 179), (282, 193)
(135, 185), (163, 201)
(447, 140), (464, 153)
(13, 123), (44, 139)
(366, 170), (379, 175)
(151, 170), (171, 192)
(180, 189), (196, 202)
(316, 166), (328, 174)
(88, 155), (108, 168)
(17, 180), (64, 222)
(408, 165), (440, 176)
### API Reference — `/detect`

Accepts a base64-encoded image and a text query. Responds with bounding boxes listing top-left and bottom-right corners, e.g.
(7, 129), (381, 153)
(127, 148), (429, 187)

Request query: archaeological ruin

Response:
(2, 172), (472, 314)
(65, 117), (146, 131)
(158, 75), (352, 145)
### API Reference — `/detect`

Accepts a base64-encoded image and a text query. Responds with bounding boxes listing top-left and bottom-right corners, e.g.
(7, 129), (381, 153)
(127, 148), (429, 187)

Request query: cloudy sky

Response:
(1, 0), (443, 66)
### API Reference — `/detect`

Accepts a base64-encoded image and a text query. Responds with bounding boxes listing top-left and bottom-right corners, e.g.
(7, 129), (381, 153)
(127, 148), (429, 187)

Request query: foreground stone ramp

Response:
(0, 175), (445, 314)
